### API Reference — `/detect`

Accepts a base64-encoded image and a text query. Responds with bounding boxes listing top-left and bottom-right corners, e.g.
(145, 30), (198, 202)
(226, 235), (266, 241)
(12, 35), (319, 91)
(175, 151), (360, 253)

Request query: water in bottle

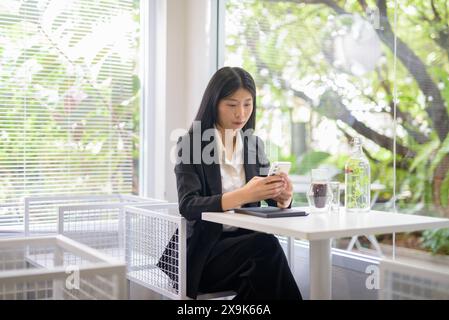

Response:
(345, 137), (371, 212)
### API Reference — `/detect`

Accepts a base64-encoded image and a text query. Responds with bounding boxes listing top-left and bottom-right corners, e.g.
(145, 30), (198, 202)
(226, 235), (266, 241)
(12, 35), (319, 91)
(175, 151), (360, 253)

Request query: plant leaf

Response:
(297, 151), (331, 175)
(409, 139), (439, 172)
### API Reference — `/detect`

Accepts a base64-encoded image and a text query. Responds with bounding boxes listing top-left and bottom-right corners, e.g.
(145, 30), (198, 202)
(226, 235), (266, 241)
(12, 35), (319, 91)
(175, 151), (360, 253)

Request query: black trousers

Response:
(198, 228), (302, 300)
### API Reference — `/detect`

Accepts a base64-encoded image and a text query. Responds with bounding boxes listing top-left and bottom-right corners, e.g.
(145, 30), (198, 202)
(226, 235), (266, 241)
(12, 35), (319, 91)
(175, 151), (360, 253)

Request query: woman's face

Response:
(217, 88), (254, 131)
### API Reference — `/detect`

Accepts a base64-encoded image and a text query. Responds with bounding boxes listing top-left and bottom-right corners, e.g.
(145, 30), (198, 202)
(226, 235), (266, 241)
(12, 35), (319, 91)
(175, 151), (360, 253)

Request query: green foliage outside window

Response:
(0, 0), (141, 225)
(224, 0), (449, 255)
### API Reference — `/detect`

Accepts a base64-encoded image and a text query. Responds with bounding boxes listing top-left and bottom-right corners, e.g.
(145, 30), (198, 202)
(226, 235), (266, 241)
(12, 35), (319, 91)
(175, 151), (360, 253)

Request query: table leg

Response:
(309, 239), (332, 300)
(287, 236), (295, 271)
(347, 235), (358, 251)
(367, 235), (383, 256)
(348, 235), (383, 256)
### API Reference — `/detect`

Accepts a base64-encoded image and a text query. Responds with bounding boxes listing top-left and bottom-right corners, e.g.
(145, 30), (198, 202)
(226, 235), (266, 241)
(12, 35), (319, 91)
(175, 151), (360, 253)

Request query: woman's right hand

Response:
(240, 175), (285, 203)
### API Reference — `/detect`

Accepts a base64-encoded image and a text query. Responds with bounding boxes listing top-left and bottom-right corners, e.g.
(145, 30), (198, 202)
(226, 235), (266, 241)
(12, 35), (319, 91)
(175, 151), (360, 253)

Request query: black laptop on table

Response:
(234, 207), (309, 218)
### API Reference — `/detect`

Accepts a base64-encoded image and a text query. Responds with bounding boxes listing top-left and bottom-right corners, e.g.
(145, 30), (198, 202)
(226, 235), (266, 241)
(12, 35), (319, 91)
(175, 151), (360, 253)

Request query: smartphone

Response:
(268, 161), (291, 176)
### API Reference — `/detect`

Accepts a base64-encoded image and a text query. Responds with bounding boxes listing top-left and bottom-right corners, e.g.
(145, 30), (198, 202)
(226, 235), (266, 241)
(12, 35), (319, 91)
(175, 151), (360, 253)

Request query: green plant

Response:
(421, 228), (449, 255)
(225, 0), (449, 220)
(345, 158), (370, 210)
(296, 151), (331, 175)
(0, 0), (141, 203)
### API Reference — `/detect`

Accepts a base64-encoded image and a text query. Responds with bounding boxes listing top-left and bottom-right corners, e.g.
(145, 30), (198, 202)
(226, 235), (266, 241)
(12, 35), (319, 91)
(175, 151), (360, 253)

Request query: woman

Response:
(174, 66), (302, 300)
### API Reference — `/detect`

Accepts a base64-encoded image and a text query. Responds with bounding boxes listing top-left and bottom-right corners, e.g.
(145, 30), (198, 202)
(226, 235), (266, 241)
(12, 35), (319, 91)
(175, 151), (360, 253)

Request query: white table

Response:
(202, 208), (449, 300)
(291, 177), (387, 255)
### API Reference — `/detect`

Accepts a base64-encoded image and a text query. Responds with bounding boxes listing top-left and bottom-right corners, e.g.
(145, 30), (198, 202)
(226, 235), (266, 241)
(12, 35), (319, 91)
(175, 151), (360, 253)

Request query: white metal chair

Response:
(25, 193), (171, 299)
(55, 199), (233, 300)
(0, 235), (127, 300)
(379, 258), (449, 300)
(24, 194), (164, 236)
(124, 203), (235, 300)
(56, 196), (165, 260)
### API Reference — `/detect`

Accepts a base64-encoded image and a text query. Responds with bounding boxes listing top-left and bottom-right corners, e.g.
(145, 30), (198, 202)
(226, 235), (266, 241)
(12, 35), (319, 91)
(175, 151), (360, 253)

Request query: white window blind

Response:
(0, 0), (140, 231)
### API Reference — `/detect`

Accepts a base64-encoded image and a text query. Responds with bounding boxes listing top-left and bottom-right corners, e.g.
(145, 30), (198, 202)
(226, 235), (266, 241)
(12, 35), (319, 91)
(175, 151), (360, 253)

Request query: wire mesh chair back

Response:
(56, 196), (166, 261)
(25, 194), (164, 236)
(380, 258), (449, 300)
(0, 235), (127, 300)
(124, 203), (235, 300)
(124, 203), (185, 299)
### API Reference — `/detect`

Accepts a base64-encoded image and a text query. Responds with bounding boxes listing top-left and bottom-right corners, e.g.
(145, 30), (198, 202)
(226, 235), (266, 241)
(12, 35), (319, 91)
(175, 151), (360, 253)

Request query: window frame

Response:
(139, 0), (166, 199)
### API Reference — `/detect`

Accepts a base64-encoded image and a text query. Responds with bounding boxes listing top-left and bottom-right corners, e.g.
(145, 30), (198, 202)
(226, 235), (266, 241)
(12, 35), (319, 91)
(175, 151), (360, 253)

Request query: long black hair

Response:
(189, 67), (257, 134)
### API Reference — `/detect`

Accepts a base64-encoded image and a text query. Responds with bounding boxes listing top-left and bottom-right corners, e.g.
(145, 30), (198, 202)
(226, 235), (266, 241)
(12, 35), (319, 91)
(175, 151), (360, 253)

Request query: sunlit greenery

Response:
(0, 0), (140, 223)
(224, 0), (449, 254)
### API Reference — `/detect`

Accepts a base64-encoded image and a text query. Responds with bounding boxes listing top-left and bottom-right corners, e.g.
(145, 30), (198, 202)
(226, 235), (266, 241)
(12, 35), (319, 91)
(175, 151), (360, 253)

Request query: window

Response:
(0, 0), (141, 231)
(221, 0), (449, 257)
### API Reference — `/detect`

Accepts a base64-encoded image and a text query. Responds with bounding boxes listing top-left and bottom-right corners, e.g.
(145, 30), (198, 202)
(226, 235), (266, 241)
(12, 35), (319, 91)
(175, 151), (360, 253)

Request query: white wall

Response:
(164, 0), (187, 202)
(163, 0), (218, 202)
(184, 0), (218, 121)
(141, 0), (217, 201)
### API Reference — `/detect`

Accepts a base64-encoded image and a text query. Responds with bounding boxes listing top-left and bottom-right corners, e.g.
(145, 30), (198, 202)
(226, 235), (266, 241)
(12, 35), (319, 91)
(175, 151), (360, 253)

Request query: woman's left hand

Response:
(273, 172), (293, 208)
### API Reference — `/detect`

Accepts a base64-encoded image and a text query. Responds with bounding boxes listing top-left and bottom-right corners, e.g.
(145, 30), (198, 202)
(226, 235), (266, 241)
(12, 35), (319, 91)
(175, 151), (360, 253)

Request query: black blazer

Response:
(167, 130), (282, 299)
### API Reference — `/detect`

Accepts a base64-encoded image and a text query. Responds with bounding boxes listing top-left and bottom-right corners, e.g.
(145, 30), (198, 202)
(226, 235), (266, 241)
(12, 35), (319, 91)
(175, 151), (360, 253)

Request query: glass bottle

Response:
(344, 137), (371, 212)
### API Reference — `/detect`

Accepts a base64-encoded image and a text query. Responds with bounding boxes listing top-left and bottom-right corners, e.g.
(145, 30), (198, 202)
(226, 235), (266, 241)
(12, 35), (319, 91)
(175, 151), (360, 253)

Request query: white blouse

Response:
(214, 126), (246, 232)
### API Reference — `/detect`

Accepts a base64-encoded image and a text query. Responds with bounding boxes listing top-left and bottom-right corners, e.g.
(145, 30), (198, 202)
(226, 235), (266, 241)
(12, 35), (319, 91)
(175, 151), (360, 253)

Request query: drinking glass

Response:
(306, 169), (332, 213)
(329, 181), (340, 213)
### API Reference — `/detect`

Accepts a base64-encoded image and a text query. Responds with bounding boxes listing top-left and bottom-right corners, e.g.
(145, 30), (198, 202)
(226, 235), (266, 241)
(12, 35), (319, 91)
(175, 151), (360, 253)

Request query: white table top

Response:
(202, 208), (449, 241)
